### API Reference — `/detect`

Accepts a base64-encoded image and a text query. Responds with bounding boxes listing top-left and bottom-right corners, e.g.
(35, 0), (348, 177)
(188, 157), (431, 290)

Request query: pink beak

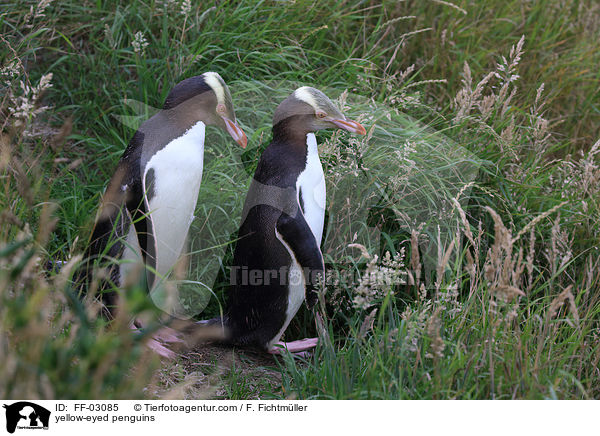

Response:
(223, 117), (247, 148)
(330, 118), (367, 135)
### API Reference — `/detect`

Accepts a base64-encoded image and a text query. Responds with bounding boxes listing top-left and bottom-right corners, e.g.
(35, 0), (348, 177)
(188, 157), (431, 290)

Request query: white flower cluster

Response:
(132, 31), (149, 55)
(350, 245), (406, 310)
(7, 73), (53, 127)
(180, 0), (192, 16)
(0, 60), (20, 85)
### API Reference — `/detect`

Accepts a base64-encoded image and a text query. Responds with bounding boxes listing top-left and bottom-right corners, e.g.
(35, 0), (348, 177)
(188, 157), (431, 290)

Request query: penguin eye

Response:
(316, 111), (327, 119)
(216, 104), (226, 115)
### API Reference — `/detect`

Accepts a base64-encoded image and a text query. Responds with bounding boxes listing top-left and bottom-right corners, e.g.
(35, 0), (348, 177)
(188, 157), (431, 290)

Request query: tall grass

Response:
(1, 0), (599, 399)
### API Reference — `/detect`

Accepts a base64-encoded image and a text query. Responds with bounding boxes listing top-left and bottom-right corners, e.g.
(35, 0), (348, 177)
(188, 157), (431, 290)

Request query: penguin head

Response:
(163, 72), (247, 148)
(273, 86), (366, 135)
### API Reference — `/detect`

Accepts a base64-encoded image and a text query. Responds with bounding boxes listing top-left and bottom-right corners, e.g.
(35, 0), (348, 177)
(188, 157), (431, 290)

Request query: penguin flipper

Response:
(77, 165), (134, 310)
(84, 165), (130, 264)
(276, 212), (324, 308)
(131, 169), (158, 290)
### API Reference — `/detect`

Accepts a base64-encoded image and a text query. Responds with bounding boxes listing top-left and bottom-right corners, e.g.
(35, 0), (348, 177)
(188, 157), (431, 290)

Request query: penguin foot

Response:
(130, 323), (181, 359)
(268, 337), (319, 355)
(146, 338), (178, 359)
(153, 326), (185, 343)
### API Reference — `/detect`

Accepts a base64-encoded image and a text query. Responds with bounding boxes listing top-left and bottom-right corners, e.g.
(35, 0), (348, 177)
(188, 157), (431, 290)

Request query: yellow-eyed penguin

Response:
(221, 86), (366, 354)
(80, 72), (246, 356)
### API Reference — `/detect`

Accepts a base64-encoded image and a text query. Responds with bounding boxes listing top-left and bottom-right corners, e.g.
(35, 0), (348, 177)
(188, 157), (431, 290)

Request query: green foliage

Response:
(1, 0), (599, 399)
(0, 234), (162, 398)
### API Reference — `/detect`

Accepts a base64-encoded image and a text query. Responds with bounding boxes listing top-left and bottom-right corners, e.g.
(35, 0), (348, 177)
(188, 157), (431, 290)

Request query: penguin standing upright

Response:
(80, 73), (246, 352)
(224, 86), (366, 354)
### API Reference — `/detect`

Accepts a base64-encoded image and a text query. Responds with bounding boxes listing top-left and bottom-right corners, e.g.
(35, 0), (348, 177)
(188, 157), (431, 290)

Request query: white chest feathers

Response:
(270, 228), (307, 349)
(296, 133), (326, 245)
(143, 121), (206, 281)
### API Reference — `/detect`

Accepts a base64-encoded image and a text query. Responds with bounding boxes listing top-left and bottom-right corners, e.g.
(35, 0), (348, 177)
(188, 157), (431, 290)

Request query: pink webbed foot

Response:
(146, 337), (177, 359)
(130, 322), (181, 359)
(268, 337), (319, 357)
(153, 326), (185, 344)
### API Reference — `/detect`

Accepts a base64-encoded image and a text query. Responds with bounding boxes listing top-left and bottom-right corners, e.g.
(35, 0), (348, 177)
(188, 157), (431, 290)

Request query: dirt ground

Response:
(152, 342), (287, 399)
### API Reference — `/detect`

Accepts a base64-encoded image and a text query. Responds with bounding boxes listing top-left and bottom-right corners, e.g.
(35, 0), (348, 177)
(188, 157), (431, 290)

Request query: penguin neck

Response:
(272, 115), (315, 147)
(181, 119), (206, 139)
(163, 106), (213, 133)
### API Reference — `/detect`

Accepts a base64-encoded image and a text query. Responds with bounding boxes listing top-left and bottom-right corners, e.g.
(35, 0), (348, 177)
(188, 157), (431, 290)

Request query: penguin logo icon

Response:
(2, 402), (50, 433)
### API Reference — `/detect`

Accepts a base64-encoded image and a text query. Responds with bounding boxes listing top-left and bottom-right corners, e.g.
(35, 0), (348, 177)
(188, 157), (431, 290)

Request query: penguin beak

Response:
(222, 117), (247, 148)
(330, 119), (367, 135)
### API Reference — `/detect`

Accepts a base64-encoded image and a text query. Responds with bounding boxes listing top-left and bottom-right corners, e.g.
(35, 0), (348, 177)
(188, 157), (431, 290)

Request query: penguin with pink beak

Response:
(222, 86), (366, 354)
(81, 72), (246, 357)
